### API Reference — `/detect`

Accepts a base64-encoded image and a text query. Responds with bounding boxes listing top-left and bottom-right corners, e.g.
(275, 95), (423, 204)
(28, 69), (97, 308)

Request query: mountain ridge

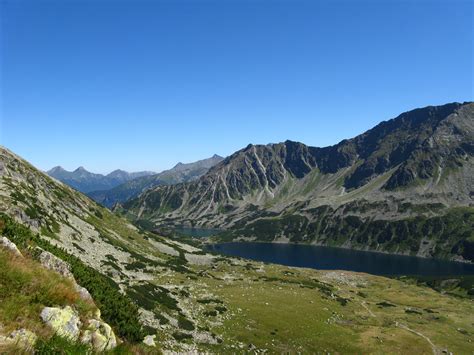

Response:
(121, 102), (474, 261)
(1, 121), (474, 353)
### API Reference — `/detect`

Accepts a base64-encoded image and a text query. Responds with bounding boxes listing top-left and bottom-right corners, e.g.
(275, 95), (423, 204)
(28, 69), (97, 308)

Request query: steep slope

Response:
(1, 146), (474, 353)
(89, 154), (224, 208)
(121, 102), (474, 261)
(47, 166), (154, 193)
(0, 146), (226, 349)
(0, 233), (123, 353)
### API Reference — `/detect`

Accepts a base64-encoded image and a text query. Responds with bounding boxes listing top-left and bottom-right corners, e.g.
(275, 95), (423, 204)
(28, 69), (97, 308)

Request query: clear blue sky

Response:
(1, 0), (472, 174)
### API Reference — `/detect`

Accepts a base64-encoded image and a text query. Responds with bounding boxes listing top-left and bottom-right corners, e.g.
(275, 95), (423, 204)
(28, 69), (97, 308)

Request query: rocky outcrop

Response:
(36, 249), (118, 349)
(40, 306), (81, 340)
(40, 306), (117, 351)
(81, 316), (117, 351)
(38, 249), (74, 279)
(37, 248), (93, 302)
(0, 236), (22, 257)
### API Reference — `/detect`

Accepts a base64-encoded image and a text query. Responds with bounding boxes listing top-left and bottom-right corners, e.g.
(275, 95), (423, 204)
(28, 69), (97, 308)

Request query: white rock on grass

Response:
(143, 334), (156, 347)
(40, 306), (81, 340)
(81, 318), (117, 351)
(40, 306), (117, 351)
(0, 236), (22, 257)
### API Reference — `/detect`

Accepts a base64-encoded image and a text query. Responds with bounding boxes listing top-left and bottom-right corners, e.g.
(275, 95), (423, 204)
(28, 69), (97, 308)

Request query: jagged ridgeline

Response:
(121, 102), (474, 261)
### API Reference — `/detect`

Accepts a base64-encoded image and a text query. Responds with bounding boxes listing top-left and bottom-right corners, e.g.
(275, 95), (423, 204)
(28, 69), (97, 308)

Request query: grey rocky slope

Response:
(47, 166), (155, 193)
(88, 154), (224, 208)
(0, 146), (229, 350)
(121, 102), (474, 261)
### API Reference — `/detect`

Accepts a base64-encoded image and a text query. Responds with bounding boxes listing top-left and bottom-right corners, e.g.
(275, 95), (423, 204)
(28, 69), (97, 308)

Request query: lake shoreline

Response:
(204, 241), (474, 276)
(202, 238), (473, 265)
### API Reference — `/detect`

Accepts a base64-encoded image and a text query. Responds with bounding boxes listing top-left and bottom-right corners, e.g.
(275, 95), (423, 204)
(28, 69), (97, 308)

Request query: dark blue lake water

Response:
(205, 242), (474, 276)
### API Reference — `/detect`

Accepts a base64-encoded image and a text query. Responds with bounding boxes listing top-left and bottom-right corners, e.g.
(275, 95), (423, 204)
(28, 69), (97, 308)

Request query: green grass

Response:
(34, 334), (93, 354)
(0, 213), (145, 342)
(0, 249), (93, 336)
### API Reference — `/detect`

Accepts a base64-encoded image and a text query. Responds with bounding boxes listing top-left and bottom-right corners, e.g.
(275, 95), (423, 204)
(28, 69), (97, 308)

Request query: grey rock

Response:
(40, 306), (81, 340)
(143, 334), (156, 347)
(0, 236), (22, 257)
(81, 318), (117, 351)
(74, 283), (93, 302)
(37, 249), (74, 279)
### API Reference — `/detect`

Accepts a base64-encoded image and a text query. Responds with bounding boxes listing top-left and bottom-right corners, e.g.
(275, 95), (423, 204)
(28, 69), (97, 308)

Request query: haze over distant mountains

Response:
(88, 154), (224, 208)
(48, 154), (224, 207)
(47, 166), (155, 193)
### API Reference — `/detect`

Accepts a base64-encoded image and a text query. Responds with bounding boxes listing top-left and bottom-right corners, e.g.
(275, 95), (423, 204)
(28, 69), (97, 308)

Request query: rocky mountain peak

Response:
(122, 102), (474, 245)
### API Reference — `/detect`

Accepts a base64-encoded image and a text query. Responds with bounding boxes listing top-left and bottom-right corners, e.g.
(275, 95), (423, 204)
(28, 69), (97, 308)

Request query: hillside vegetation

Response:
(1, 145), (474, 353)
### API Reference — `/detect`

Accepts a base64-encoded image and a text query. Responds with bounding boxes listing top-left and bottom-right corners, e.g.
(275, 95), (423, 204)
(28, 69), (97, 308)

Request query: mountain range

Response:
(87, 154), (224, 208)
(1, 103), (474, 352)
(120, 102), (474, 262)
(47, 166), (155, 193)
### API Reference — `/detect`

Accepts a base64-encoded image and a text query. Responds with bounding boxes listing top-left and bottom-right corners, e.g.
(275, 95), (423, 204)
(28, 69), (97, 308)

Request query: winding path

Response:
(395, 321), (439, 355)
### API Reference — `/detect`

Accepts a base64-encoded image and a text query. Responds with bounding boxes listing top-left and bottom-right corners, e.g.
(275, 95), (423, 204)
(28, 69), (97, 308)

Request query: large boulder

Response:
(81, 319), (117, 351)
(0, 237), (22, 257)
(40, 306), (81, 340)
(37, 249), (74, 279)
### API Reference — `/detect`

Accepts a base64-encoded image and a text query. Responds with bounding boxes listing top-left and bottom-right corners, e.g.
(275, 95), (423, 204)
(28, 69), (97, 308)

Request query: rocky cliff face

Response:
(121, 102), (474, 261)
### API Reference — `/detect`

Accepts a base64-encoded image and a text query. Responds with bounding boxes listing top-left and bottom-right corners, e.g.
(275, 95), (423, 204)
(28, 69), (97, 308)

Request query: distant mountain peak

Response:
(121, 102), (474, 247)
(110, 169), (126, 173)
(47, 166), (66, 173)
(88, 154), (225, 208)
(107, 169), (127, 177)
(47, 165), (155, 193)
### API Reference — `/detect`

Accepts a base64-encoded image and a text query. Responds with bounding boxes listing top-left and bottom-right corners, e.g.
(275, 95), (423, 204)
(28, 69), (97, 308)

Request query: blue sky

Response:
(1, 0), (472, 174)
